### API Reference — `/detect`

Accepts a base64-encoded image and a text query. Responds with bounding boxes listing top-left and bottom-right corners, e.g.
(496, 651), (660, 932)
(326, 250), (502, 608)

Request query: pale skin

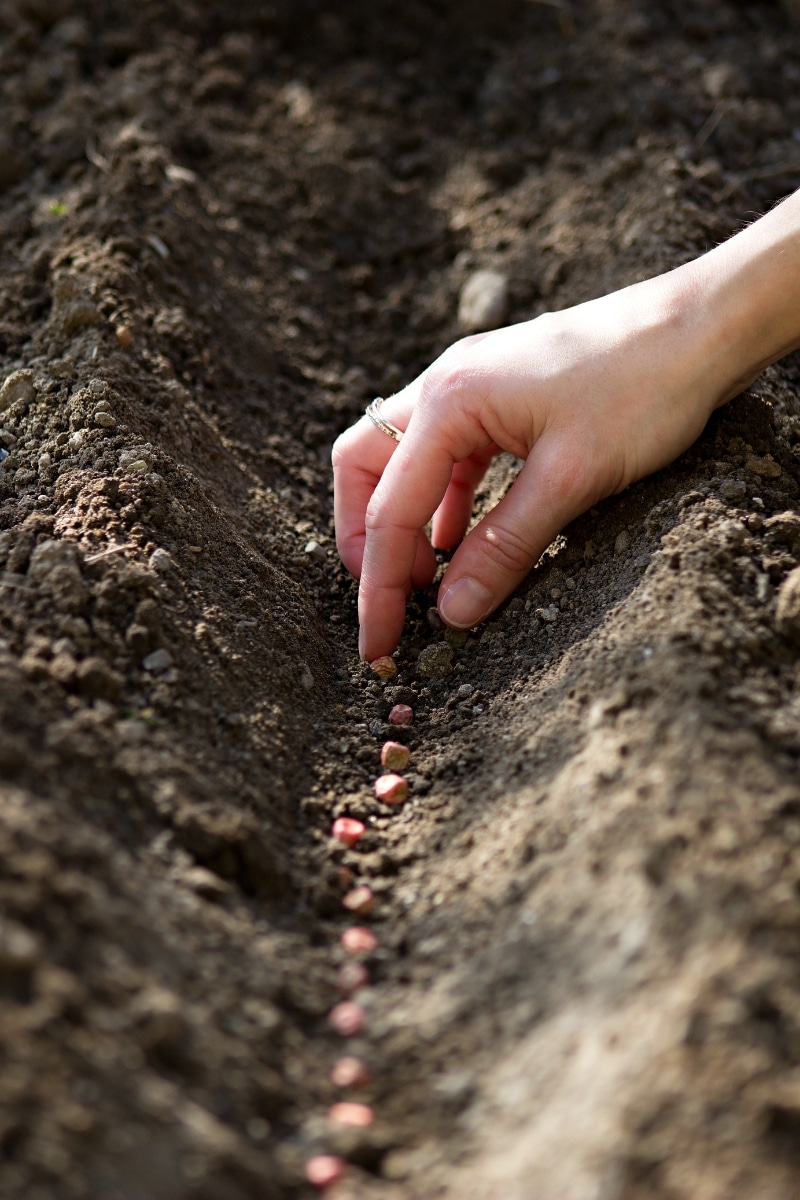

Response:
(332, 188), (800, 661)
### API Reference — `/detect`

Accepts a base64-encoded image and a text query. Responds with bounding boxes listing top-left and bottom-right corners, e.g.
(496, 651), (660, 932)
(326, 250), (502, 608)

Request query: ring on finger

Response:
(366, 397), (403, 442)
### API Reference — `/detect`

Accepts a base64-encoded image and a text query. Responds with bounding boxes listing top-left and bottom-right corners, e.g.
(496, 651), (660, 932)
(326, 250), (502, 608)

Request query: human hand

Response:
(333, 266), (744, 661)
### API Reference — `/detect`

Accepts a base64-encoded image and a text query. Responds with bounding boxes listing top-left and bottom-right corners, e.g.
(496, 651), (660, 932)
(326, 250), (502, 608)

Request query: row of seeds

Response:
(305, 686), (414, 1193)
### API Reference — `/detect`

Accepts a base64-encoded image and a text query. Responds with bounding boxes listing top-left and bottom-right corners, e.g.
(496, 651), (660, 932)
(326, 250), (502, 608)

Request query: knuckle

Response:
(330, 431), (350, 468)
(421, 344), (476, 409)
(476, 520), (536, 576)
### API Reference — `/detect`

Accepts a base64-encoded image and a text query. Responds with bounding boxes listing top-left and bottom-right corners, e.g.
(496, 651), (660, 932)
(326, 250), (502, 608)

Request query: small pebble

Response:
(457, 269), (510, 334)
(341, 926), (378, 954)
(388, 703), (413, 726)
(331, 1056), (373, 1089)
(369, 655), (397, 680)
(776, 566), (800, 643)
(304, 539), (326, 560)
(305, 1155), (347, 1190)
(336, 961), (369, 995)
(327, 1102), (374, 1128)
(374, 774), (408, 805)
(381, 741), (410, 771)
(332, 817), (365, 848)
(93, 410), (116, 428)
(342, 886), (374, 916)
(148, 548), (173, 573)
(614, 529), (630, 555)
(328, 1001), (365, 1037)
(142, 648), (173, 673)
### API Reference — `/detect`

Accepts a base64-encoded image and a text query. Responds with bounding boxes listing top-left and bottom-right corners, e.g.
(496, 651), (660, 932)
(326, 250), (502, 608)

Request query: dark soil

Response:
(2, 0), (800, 1197)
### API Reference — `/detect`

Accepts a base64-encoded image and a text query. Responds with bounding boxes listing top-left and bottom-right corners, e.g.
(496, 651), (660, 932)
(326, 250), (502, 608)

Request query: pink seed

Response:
(369, 655), (397, 680)
(388, 703), (413, 726)
(328, 1000), (365, 1037)
(305, 1155), (347, 1189)
(332, 817), (365, 848)
(374, 773), (408, 805)
(328, 1102), (375, 1128)
(341, 926), (378, 954)
(331, 1056), (373, 1089)
(381, 740), (410, 771)
(336, 961), (369, 995)
(342, 885), (374, 916)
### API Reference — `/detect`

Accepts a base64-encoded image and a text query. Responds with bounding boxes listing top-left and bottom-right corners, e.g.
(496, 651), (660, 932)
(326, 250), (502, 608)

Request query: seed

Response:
(327, 1102), (375, 1128)
(370, 655), (397, 680)
(388, 703), (413, 726)
(115, 325), (133, 348)
(336, 961), (369, 994)
(331, 1056), (373, 1089)
(328, 1000), (365, 1037)
(374, 774), (408, 805)
(332, 817), (365, 848)
(342, 885), (374, 915)
(381, 740), (410, 771)
(341, 926), (377, 954)
(305, 1155), (347, 1189)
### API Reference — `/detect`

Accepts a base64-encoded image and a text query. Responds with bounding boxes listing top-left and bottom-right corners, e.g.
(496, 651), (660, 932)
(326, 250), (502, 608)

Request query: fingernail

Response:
(439, 577), (494, 629)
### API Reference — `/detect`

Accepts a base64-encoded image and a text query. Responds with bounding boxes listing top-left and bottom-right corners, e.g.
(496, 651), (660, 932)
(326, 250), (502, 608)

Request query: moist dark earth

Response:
(4, 1), (800, 1197)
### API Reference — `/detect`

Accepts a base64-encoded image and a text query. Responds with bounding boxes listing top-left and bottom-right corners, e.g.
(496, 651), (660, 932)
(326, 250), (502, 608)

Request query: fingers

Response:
(332, 394), (416, 580)
(430, 444), (499, 551)
(357, 405), (488, 660)
(437, 435), (601, 629)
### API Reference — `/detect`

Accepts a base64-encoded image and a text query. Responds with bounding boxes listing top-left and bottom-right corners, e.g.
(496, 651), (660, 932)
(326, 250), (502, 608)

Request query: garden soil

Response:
(3, 1), (800, 1197)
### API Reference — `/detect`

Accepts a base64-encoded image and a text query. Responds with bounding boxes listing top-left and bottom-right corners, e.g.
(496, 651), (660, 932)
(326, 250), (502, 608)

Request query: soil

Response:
(2, 0), (800, 1197)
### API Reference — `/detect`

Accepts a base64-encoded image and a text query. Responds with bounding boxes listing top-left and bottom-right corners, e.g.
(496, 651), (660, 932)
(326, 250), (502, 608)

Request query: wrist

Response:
(681, 190), (800, 408)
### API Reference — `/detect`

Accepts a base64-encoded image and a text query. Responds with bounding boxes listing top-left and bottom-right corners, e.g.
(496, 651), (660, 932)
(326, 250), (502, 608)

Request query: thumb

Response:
(437, 436), (600, 629)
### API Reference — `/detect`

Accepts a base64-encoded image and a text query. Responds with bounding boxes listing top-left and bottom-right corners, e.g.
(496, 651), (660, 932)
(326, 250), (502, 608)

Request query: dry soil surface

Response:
(3, 1), (800, 1197)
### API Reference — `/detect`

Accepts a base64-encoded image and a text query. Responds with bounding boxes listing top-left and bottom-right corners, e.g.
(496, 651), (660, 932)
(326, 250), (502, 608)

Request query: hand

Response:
(332, 262), (759, 661)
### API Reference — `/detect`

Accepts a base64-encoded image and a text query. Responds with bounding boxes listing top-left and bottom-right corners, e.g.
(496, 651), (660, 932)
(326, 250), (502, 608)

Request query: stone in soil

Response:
(776, 566), (800, 643)
(457, 269), (509, 333)
(416, 641), (454, 678)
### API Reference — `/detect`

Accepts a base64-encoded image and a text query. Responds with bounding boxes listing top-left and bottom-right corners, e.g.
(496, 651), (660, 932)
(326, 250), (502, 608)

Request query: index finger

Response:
(358, 402), (490, 659)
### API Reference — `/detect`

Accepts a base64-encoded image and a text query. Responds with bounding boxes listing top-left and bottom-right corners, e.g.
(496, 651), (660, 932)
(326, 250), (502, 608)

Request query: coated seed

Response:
(370, 655), (397, 679)
(332, 817), (365, 848)
(388, 703), (413, 726)
(328, 1000), (365, 1037)
(342, 885), (374, 915)
(336, 961), (369, 995)
(327, 1102), (374, 1128)
(381, 740), (410, 771)
(305, 1155), (347, 1189)
(341, 926), (378, 954)
(374, 773), (408, 805)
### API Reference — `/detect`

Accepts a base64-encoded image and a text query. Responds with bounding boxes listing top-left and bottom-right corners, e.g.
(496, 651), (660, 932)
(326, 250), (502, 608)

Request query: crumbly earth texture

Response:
(3, 1), (800, 1197)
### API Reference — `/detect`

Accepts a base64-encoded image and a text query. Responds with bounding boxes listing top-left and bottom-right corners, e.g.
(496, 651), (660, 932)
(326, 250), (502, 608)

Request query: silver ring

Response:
(366, 397), (403, 442)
